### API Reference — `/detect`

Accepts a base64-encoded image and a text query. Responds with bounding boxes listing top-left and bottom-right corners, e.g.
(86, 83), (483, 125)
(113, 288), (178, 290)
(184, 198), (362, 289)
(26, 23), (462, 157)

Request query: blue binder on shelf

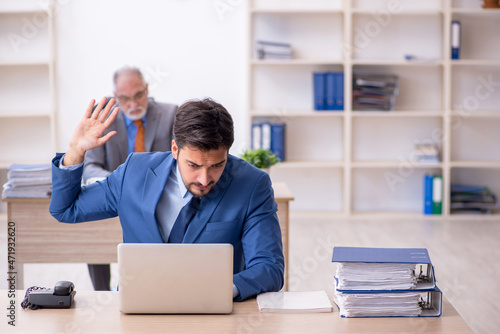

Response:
(313, 72), (326, 110)
(424, 174), (434, 215)
(334, 72), (344, 110)
(251, 122), (286, 162)
(325, 72), (344, 110)
(332, 247), (441, 318)
(270, 123), (285, 162)
(451, 20), (461, 60)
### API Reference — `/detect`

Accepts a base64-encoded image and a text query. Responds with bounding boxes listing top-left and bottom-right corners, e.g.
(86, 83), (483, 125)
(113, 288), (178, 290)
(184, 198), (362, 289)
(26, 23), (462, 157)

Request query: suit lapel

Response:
(144, 100), (159, 152)
(141, 155), (175, 241)
(183, 165), (233, 243)
(114, 112), (129, 163)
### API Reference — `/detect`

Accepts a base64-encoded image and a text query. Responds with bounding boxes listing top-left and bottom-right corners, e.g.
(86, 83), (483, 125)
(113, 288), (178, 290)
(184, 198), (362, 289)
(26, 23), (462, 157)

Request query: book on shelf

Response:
(257, 291), (333, 313)
(352, 73), (399, 111)
(450, 184), (498, 214)
(251, 122), (286, 162)
(313, 72), (344, 111)
(423, 174), (442, 215)
(256, 40), (293, 60)
(332, 247), (442, 318)
(2, 163), (52, 199)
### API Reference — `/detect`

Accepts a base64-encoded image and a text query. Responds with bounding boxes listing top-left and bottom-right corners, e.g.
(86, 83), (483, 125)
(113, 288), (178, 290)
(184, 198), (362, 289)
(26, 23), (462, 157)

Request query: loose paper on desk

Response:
(257, 291), (333, 313)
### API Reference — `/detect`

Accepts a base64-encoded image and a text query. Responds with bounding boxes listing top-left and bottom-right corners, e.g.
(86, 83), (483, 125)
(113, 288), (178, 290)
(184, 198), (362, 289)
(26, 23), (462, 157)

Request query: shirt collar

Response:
(174, 160), (191, 199)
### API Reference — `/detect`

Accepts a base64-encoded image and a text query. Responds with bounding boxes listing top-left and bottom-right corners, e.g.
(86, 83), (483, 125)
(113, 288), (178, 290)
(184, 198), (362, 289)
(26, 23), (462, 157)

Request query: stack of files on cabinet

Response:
(332, 247), (442, 318)
(352, 74), (399, 111)
(256, 40), (293, 60)
(450, 184), (498, 214)
(2, 163), (52, 198)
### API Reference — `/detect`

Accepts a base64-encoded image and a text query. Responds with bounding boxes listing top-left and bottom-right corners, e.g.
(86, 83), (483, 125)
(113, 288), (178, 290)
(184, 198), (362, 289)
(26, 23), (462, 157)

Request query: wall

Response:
(55, 0), (248, 155)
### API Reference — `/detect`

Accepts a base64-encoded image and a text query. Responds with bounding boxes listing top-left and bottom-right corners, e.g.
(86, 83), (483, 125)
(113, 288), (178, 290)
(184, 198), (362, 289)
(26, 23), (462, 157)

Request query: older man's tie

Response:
(133, 120), (145, 152)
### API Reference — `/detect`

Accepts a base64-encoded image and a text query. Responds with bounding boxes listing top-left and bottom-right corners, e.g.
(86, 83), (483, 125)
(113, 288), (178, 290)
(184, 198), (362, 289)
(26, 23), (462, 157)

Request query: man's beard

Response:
(186, 181), (215, 198)
(124, 106), (147, 120)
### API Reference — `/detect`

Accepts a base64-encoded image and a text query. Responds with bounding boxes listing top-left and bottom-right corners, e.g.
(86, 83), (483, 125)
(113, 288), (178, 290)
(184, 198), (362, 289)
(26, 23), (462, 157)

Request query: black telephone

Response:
(24, 281), (76, 309)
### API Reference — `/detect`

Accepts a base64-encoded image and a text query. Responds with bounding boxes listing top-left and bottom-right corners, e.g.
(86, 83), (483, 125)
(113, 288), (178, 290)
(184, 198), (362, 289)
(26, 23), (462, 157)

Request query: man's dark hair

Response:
(173, 98), (234, 151)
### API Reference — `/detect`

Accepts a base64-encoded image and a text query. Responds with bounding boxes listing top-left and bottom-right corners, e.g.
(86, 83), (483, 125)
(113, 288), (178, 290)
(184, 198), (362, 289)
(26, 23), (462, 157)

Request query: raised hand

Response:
(63, 97), (119, 166)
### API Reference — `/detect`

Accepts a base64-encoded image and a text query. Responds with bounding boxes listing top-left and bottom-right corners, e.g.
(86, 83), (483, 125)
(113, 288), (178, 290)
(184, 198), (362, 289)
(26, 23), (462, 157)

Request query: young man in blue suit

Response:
(50, 97), (284, 301)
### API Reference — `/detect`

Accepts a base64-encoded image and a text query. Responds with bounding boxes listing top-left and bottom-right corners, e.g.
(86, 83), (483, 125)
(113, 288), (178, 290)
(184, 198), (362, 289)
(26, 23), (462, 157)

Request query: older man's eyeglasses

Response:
(116, 88), (147, 104)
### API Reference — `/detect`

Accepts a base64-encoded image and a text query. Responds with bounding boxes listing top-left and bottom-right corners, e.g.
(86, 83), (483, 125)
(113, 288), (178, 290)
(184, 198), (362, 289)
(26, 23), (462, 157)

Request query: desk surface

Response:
(1, 291), (472, 333)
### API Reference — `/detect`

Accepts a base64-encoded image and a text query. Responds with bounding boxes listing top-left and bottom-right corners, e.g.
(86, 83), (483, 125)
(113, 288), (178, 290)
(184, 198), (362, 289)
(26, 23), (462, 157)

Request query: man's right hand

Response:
(63, 97), (119, 166)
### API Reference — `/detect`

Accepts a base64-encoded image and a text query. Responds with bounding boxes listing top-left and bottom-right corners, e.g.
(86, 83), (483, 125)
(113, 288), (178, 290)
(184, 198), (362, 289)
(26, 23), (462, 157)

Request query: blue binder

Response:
(334, 72), (344, 110)
(325, 72), (335, 110)
(324, 72), (344, 111)
(270, 123), (285, 162)
(313, 72), (326, 110)
(424, 174), (433, 215)
(451, 20), (460, 60)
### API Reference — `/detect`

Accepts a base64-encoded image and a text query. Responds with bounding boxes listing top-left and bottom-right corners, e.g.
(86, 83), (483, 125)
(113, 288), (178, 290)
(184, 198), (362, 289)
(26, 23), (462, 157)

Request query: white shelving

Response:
(248, 0), (500, 217)
(0, 0), (57, 168)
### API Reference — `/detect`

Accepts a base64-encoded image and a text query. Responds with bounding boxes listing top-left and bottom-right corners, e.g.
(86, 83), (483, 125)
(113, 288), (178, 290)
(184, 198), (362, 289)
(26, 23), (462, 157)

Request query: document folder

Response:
(334, 287), (442, 318)
(332, 247), (442, 317)
(332, 247), (436, 291)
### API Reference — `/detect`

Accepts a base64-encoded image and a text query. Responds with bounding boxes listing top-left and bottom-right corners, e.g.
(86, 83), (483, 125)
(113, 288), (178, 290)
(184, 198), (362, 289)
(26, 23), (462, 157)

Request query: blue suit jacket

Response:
(50, 152), (284, 301)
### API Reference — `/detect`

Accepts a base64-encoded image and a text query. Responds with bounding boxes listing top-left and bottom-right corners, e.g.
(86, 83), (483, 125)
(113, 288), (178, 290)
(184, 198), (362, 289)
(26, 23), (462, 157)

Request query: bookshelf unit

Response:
(248, 0), (500, 217)
(0, 0), (57, 171)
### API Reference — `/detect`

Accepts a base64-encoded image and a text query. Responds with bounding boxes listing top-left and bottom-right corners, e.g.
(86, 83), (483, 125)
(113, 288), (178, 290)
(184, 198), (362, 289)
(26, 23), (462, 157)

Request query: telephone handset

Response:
(22, 281), (76, 309)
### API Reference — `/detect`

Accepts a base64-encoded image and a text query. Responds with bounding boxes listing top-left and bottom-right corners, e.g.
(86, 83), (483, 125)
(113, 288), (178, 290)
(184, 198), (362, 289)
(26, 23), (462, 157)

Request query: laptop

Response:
(117, 243), (234, 314)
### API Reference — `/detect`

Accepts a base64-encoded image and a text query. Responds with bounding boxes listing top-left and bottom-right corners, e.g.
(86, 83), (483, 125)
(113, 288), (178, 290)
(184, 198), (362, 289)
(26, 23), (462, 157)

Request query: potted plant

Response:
(240, 149), (280, 172)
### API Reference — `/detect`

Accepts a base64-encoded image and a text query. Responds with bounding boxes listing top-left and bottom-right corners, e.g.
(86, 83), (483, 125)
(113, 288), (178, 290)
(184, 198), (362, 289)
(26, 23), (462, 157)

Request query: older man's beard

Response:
(125, 106), (147, 121)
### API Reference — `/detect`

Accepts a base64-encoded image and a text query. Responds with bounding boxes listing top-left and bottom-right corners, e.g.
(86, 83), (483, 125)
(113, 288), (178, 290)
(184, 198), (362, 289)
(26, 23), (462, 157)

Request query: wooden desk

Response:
(0, 291), (473, 333)
(3, 182), (293, 289)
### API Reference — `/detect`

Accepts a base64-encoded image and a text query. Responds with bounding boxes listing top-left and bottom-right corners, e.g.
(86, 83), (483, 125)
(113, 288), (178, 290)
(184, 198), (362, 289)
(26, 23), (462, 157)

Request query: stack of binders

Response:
(332, 247), (442, 318)
(251, 122), (286, 162)
(313, 72), (344, 111)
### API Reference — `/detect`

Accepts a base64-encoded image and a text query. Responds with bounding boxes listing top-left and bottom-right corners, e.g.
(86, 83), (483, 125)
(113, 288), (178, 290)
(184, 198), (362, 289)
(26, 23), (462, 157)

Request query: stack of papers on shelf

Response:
(257, 291), (333, 313)
(450, 184), (498, 214)
(2, 163), (52, 198)
(332, 247), (442, 318)
(413, 143), (440, 164)
(352, 73), (399, 111)
(256, 40), (293, 60)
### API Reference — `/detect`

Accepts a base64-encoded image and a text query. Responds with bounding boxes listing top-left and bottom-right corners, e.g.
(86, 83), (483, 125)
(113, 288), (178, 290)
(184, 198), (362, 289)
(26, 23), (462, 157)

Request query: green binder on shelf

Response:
(432, 175), (442, 215)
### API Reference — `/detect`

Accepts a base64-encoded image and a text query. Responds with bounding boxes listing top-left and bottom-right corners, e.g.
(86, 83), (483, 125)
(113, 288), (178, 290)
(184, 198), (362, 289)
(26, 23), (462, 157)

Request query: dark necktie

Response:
(168, 196), (201, 243)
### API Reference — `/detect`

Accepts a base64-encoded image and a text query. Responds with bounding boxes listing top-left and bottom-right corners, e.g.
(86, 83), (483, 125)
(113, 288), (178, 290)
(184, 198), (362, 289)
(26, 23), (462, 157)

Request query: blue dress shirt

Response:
(123, 114), (147, 154)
